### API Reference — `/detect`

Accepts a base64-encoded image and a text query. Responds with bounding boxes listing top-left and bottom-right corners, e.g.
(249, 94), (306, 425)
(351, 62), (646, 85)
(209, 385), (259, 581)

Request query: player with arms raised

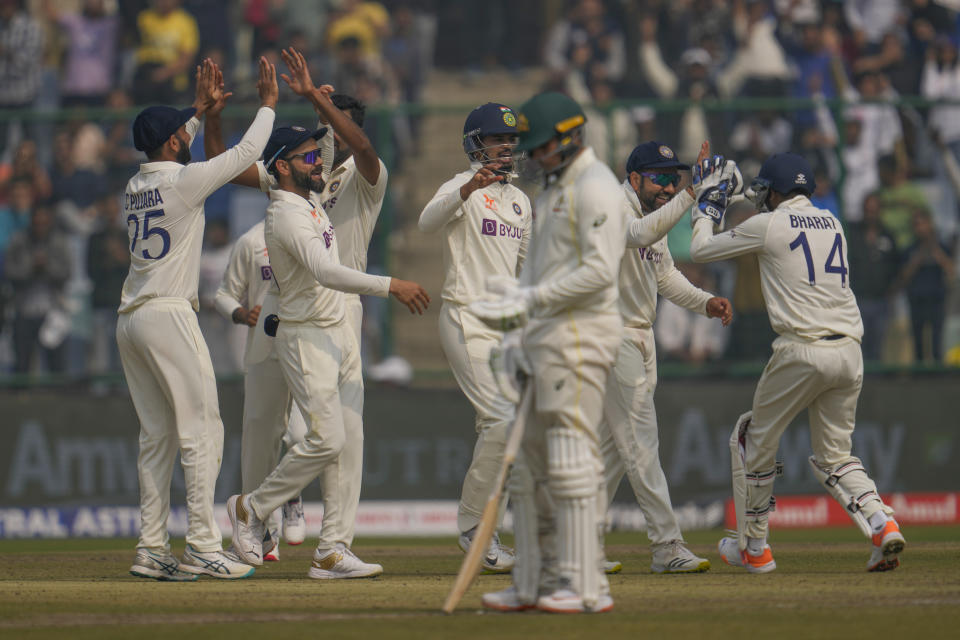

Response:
(121, 58), (278, 581)
(418, 102), (531, 573)
(689, 152), (905, 573)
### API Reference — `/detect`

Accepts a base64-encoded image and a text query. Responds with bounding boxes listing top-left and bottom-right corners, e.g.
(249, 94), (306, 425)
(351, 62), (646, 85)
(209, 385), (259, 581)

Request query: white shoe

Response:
(536, 588), (614, 614)
(867, 519), (905, 572)
(719, 535), (776, 573)
(603, 560), (623, 574)
(227, 494), (264, 566)
(282, 496), (306, 545)
(308, 543), (383, 579)
(481, 585), (536, 612)
(651, 540), (711, 574)
(717, 536), (744, 568)
(458, 527), (515, 574)
(264, 529), (279, 562)
(129, 549), (197, 582)
(179, 545), (255, 579)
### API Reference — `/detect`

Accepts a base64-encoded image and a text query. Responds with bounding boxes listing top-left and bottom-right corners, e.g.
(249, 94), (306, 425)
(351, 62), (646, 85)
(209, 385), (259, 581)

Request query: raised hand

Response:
(257, 56), (279, 109)
(193, 58), (218, 117)
(280, 47), (316, 97)
(389, 278), (431, 314)
(460, 163), (504, 200)
(207, 61), (233, 117)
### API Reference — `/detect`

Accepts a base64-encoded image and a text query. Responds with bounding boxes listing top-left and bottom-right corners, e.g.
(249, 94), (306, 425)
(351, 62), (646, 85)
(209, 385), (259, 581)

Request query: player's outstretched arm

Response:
(388, 278), (431, 315)
(280, 47), (381, 185)
(177, 57), (277, 203)
(203, 61), (267, 190)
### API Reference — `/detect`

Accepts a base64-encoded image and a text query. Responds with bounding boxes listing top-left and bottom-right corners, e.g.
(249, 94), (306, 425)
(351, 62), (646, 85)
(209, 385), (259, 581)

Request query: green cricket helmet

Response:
(515, 92), (587, 153)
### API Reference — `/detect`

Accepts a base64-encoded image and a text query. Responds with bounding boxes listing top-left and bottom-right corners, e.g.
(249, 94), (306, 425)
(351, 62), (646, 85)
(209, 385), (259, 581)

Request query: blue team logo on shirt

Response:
(513, 202), (522, 216)
(328, 180), (341, 194)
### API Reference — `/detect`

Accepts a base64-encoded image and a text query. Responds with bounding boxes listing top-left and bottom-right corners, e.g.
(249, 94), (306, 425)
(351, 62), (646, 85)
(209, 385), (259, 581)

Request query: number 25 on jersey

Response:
(789, 231), (847, 287)
(127, 208), (171, 260)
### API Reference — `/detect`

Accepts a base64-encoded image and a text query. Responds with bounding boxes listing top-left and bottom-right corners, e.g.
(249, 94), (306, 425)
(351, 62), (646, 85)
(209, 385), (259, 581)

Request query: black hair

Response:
(331, 94), (366, 127)
(146, 146), (164, 161)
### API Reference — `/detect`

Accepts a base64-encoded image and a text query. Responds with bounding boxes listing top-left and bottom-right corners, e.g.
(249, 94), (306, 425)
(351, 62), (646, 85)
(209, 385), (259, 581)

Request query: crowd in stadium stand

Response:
(0, 0), (957, 378)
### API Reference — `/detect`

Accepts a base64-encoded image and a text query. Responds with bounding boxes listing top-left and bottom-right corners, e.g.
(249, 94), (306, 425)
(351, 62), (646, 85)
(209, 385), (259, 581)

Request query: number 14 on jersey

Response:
(789, 231), (847, 287)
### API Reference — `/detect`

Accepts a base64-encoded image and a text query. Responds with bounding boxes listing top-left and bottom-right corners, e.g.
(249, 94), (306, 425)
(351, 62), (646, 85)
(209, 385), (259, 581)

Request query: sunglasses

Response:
(639, 172), (681, 187)
(285, 149), (320, 164)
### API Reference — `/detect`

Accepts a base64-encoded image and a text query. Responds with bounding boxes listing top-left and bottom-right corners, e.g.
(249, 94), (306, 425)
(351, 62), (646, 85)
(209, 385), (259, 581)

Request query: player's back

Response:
(758, 196), (864, 342)
(119, 162), (206, 313)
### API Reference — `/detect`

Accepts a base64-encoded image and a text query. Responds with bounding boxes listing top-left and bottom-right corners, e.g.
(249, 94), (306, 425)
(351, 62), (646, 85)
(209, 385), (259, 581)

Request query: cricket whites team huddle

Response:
(117, 48), (906, 613)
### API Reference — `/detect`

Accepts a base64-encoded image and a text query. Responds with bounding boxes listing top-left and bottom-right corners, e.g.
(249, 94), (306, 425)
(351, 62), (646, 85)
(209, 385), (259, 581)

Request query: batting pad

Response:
(547, 427), (604, 608)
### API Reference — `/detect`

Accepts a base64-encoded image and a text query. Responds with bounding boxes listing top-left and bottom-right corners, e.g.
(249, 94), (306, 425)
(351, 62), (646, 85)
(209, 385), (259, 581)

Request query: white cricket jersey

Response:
(119, 107), (276, 313)
(263, 188), (390, 326)
(619, 182), (711, 328)
(319, 155), (388, 274)
(213, 220), (275, 367)
(521, 147), (625, 319)
(418, 162), (531, 306)
(690, 194), (864, 341)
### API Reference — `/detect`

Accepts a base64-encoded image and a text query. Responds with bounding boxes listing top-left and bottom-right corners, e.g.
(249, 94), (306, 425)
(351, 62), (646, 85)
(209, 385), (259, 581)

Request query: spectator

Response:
(844, 0), (901, 53)
(326, 0), (390, 58)
(243, 0), (281, 60)
(809, 165), (839, 215)
(839, 110), (879, 222)
(0, 0), (44, 153)
(0, 178), (32, 266)
(717, 0), (791, 98)
(729, 109), (793, 170)
(269, 0), (329, 45)
(848, 193), (900, 361)
(50, 130), (108, 210)
(876, 154), (928, 251)
(921, 35), (960, 233)
(43, 0), (119, 107)
(544, 0), (625, 91)
(132, 0), (200, 104)
(894, 209), (955, 363)
(85, 194), (127, 374)
(4, 203), (72, 374)
(0, 139), (53, 203)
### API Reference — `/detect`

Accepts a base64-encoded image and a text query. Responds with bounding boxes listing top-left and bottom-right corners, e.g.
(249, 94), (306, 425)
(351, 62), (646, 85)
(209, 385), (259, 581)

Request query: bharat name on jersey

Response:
(691, 195), (863, 341)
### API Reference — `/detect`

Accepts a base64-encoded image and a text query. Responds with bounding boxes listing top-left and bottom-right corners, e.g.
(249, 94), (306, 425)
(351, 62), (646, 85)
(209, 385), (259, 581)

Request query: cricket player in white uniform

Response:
(121, 58), (278, 581)
(689, 152), (905, 573)
(472, 93), (732, 613)
(214, 220), (309, 559)
(418, 102), (532, 573)
(599, 141), (732, 575)
(226, 123), (430, 578)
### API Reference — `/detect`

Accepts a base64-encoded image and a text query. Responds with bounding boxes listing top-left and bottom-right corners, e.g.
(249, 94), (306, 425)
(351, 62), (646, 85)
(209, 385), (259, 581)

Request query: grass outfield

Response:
(1, 527), (958, 639)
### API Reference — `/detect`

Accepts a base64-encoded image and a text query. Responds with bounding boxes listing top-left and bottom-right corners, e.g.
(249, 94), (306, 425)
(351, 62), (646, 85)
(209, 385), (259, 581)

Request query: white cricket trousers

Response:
(116, 298), (224, 553)
(248, 320), (364, 552)
(438, 302), (515, 532)
(599, 326), (683, 544)
(512, 311), (621, 605)
(240, 354), (307, 530)
(741, 335), (883, 539)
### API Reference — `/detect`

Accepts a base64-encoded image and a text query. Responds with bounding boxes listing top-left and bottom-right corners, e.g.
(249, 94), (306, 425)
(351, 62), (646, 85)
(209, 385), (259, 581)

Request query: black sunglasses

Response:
(285, 149), (320, 165)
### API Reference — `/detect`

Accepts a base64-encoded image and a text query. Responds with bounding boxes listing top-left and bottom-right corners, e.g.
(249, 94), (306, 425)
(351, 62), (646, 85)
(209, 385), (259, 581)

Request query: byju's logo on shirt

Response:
(323, 227), (335, 248)
(260, 265), (273, 281)
(481, 218), (523, 239)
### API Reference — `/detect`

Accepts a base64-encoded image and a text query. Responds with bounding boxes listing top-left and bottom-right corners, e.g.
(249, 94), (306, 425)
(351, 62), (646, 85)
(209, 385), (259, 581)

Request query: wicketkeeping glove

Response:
(692, 183), (729, 227)
(692, 155), (743, 199)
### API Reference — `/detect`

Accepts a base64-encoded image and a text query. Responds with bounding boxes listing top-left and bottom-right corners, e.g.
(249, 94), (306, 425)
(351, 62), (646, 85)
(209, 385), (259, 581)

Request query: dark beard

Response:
(292, 165), (324, 193)
(175, 137), (191, 165)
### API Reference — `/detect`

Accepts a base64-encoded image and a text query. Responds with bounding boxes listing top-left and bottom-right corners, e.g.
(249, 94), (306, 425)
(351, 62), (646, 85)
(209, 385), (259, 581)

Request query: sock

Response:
(745, 536), (765, 556)
(867, 510), (889, 534)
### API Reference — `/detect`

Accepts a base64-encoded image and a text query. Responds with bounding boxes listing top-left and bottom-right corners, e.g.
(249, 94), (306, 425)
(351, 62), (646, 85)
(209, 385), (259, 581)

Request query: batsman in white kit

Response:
(599, 141), (733, 575)
(224, 117), (430, 577)
(121, 58), (278, 581)
(214, 220), (308, 559)
(470, 93), (733, 613)
(418, 102), (532, 573)
(689, 152), (905, 573)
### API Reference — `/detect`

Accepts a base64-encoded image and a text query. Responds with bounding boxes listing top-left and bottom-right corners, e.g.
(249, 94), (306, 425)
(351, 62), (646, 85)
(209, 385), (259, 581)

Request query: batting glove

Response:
(470, 288), (535, 332)
(489, 330), (531, 404)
